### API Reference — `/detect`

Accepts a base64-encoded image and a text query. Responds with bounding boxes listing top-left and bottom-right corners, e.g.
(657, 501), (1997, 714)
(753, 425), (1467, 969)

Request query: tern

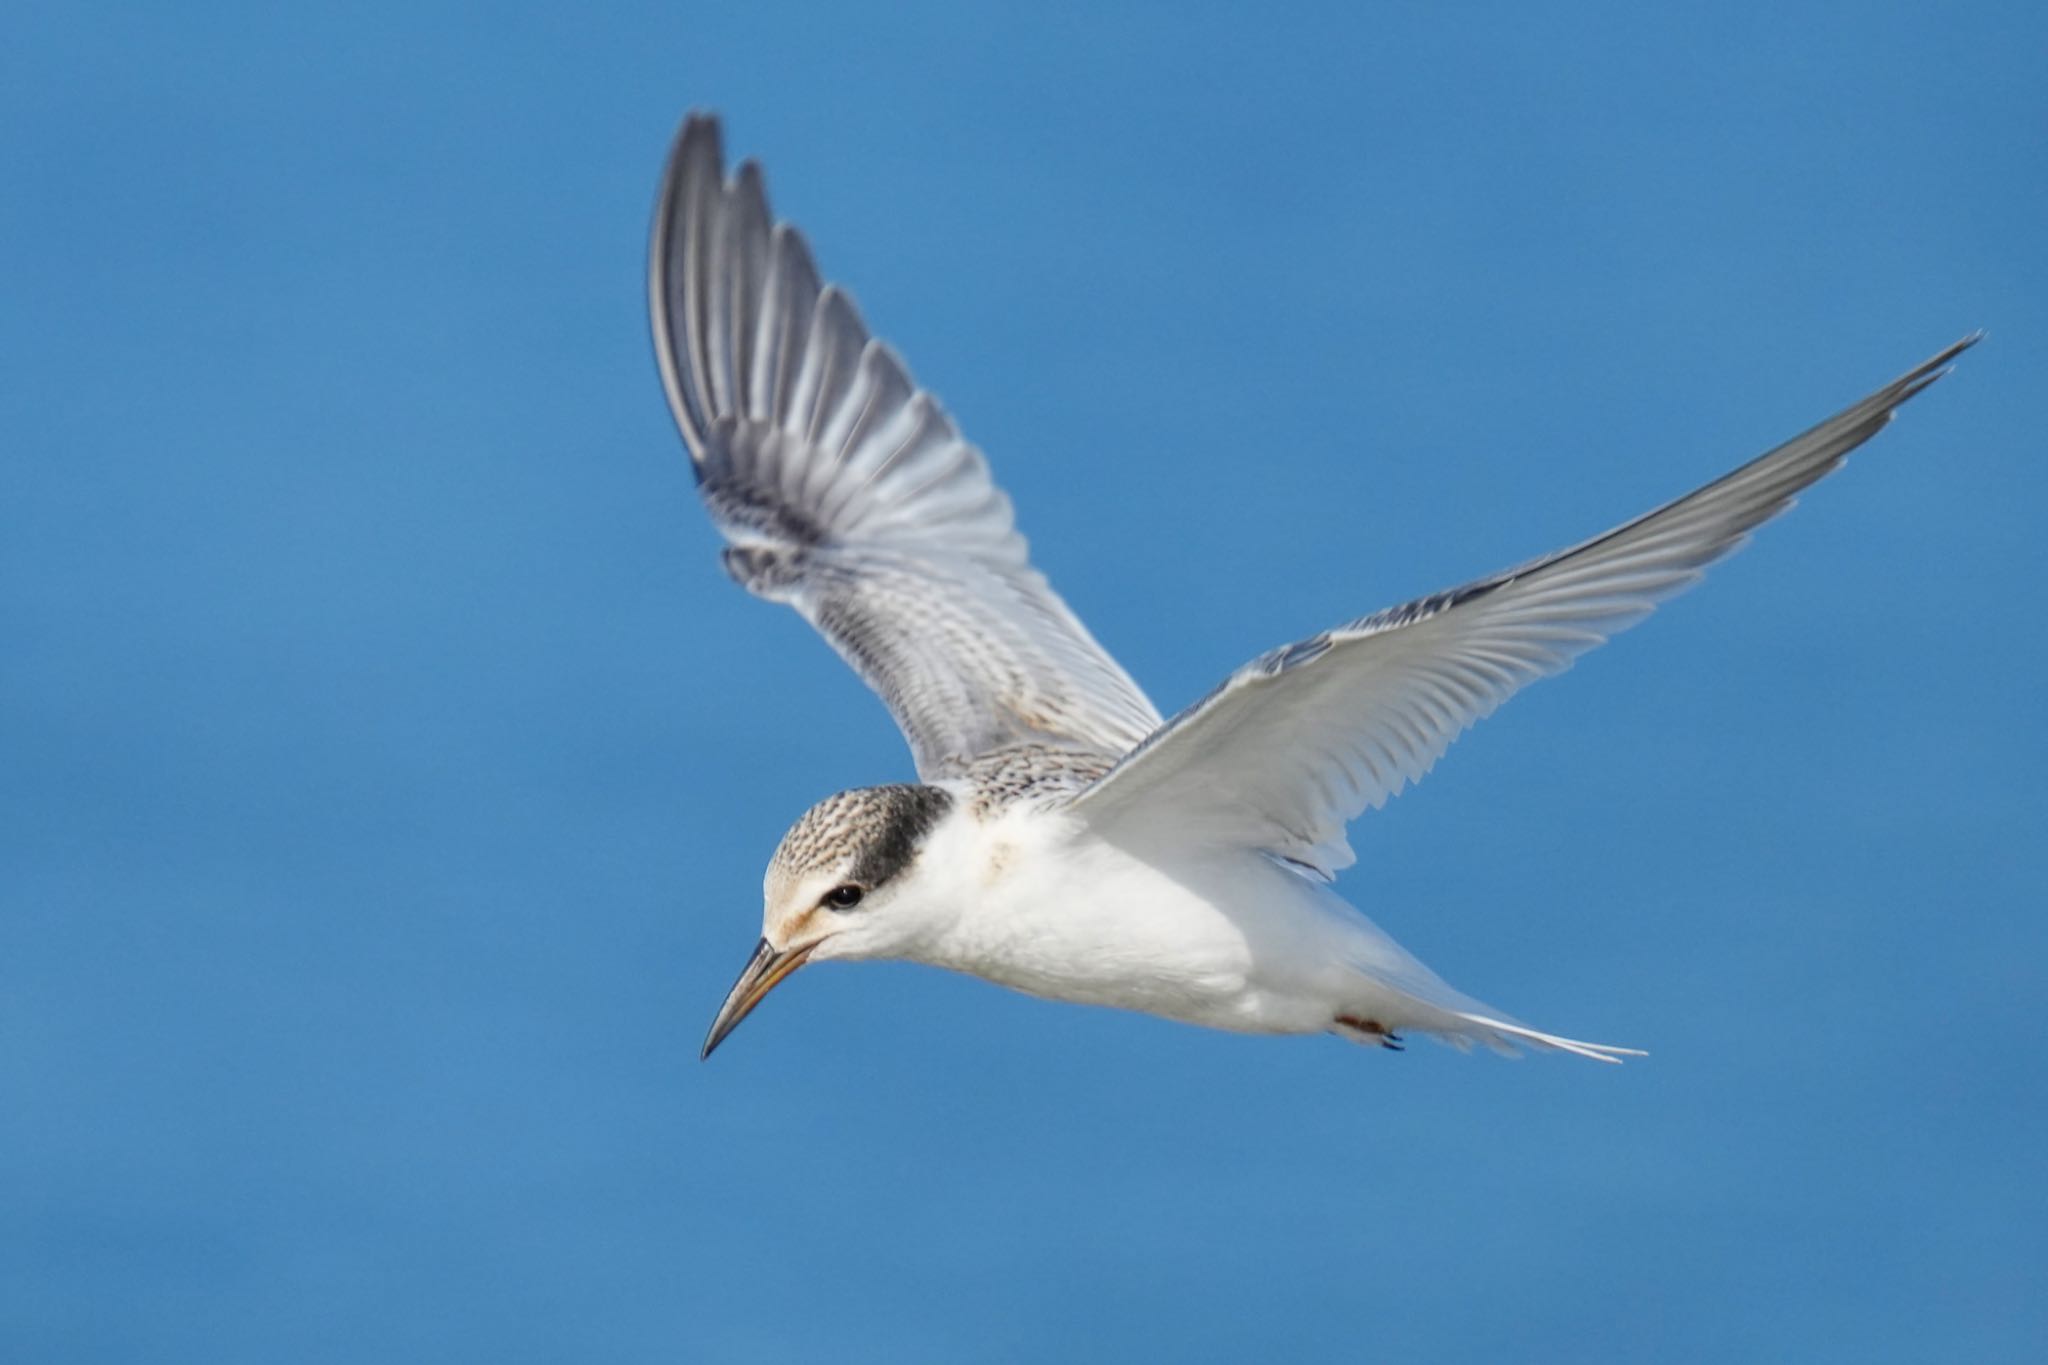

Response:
(653, 113), (1974, 1063)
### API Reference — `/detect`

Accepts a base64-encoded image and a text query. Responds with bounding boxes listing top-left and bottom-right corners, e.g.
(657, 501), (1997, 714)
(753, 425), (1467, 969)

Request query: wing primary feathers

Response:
(648, 113), (1163, 781)
(1070, 334), (1979, 875)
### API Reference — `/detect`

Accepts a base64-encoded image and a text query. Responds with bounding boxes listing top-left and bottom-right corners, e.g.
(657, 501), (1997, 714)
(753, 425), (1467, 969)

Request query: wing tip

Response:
(1893, 330), (1983, 398)
(657, 111), (726, 205)
(1942, 328), (1987, 361)
(1867, 330), (1981, 429)
(675, 108), (724, 155)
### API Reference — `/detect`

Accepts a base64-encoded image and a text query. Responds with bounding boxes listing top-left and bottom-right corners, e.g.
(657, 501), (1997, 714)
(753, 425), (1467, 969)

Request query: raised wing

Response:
(649, 114), (1160, 778)
(1067, 336), (1978, 877)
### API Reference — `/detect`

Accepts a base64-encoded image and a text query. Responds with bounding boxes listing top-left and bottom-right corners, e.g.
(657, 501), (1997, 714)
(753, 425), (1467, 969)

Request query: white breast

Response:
(910, 804), (1390, 1034)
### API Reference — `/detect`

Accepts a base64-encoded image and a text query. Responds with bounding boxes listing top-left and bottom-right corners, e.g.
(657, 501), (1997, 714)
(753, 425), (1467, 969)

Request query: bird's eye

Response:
(822, 885), (864, 910)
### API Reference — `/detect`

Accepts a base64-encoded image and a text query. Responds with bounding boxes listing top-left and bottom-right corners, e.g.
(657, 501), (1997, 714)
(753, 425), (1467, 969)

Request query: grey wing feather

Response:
(1067, 335), (1979, 876)
(649, 114), (1161, 778)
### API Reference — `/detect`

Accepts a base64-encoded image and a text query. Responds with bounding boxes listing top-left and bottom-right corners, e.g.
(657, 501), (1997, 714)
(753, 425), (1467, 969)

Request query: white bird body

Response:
(860, 796), (1284, 1029)
(652, 112), (1975, 1064)
(821, 792), (1606, 1054)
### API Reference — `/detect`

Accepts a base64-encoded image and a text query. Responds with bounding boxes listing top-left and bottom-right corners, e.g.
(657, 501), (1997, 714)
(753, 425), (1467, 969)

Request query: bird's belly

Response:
(925, 838), (1347, 1034)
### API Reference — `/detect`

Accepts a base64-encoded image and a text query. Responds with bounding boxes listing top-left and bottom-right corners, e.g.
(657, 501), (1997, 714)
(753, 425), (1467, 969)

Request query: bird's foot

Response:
(1334, 1014), (1405, 1051)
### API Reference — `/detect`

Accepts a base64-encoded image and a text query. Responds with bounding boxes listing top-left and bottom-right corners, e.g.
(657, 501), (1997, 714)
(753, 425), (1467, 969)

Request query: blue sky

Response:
(4, 2), (2043, 1361)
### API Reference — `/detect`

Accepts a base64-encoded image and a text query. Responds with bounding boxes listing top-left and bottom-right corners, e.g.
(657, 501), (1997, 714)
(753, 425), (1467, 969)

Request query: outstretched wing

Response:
(1067, 336), (1978, 877)
(649, 114), (1160, 778)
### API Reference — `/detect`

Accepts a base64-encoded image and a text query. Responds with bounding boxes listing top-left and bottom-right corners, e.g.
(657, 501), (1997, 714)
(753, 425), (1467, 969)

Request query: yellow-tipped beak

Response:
(701, 937), (817, 1059)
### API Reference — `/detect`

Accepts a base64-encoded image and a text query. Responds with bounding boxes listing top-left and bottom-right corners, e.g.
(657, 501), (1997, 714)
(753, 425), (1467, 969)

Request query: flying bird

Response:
(650, 113), (1975, 1063)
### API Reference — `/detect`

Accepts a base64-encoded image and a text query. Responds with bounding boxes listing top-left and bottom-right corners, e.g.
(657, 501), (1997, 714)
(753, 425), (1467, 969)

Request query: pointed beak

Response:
(701, 937), (818, 1060)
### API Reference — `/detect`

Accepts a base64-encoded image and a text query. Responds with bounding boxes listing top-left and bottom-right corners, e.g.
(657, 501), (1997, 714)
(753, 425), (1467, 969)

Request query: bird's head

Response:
(701, 783), (957, 1058)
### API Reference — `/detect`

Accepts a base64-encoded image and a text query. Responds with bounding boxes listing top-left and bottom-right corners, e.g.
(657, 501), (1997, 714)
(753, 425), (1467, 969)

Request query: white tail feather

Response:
(1451, 1012), (1646, 1064)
